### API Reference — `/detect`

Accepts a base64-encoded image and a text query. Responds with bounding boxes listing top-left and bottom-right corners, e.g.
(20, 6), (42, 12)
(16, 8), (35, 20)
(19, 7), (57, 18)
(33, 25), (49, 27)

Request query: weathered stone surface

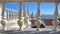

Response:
(0, 31), (60, 34)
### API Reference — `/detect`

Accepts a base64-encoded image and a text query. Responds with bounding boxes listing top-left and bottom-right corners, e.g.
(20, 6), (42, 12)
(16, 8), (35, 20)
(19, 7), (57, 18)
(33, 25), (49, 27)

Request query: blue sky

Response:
(5, 2), (60, 15)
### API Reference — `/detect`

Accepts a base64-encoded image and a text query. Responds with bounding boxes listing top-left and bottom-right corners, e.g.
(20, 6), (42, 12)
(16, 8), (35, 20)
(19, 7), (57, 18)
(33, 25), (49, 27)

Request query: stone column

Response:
(1, 3), (8, 30)
(35, 2), (40, 31)
(17, 2), (22, 31)
(52, 2), (59, 31)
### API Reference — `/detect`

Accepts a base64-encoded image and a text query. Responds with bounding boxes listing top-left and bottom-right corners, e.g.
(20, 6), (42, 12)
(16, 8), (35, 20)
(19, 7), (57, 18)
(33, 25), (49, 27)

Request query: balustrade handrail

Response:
(4, 7), (18, 20)
(5, 7), (18, 12)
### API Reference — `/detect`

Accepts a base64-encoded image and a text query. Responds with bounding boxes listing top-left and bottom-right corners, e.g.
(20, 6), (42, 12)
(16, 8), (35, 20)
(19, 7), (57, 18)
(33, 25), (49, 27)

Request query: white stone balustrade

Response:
(0, 5), (18, 30)
(5, 8), (18, 20)
(0, 0), (60, 31)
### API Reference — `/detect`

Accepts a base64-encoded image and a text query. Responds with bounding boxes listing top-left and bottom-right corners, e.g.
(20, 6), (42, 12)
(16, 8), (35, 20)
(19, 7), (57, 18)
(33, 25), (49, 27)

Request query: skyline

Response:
(5, 2), (60, 15)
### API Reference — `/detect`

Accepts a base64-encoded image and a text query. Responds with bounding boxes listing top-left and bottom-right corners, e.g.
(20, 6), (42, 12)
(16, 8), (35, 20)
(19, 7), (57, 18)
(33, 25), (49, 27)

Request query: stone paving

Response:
(0, 30), (60, 34)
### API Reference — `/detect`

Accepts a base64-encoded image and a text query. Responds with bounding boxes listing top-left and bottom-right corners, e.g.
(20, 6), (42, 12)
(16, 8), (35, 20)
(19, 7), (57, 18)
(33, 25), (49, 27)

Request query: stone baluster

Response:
(17, 2), (22, 31)
(15, 12), (17, 18)
(52, 2), (59, 31)
(0, 5), (2, 22)
(17, 11), (18, 17)
(23, 2), (28, 25)
(0, 4), (3, 30)
(31, 12), (34, 20)
(6, 10), (9, 21)
(6, 9), (9, 21)
(27, 8), (30, 21)
(16, 12), (17, 18)
(10, 11), (12, 19)
(13, 11), (14, 19)
(14, 12), (16, 17)
(35, 2), (40, 31)
(54, 2), (58, 18)
(27, 8), (29, 16)
(1, 3), (8, 30)
(8, 11), (9, 21)
(9, 10), (11, 20)
(23, 2), (31, 29)
(13, 11), (15, 18)
(14, 12), (15, 18)
(11, 11), (12, 20)
(11, 11), (13, 19)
